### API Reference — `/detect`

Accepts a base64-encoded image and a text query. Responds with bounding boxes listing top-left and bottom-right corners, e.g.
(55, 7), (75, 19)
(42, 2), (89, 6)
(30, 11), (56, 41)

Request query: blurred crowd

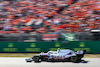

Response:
(0, 0), (100, 34)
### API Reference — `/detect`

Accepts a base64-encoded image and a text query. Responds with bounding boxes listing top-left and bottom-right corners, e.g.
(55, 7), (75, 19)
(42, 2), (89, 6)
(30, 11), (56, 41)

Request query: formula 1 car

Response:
(26, 48), (86, 62)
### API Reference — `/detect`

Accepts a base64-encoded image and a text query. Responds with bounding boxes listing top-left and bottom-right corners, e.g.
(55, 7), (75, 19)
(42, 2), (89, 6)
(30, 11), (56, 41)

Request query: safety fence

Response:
(0, 41), (100, 53)
(0, 32), (94, 42)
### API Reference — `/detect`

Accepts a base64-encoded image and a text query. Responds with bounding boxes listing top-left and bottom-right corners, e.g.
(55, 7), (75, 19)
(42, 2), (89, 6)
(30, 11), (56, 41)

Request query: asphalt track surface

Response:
(0, 57), (100, 67)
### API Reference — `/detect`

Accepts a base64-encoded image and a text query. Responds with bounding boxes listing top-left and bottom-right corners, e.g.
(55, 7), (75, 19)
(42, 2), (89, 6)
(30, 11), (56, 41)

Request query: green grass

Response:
(0, 53), (38, 57)
(84, 54), (100, 58)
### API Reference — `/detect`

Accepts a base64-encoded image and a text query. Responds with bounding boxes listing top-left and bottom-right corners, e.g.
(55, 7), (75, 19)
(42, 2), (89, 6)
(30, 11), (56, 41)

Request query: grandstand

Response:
(0, 0), (100, 41)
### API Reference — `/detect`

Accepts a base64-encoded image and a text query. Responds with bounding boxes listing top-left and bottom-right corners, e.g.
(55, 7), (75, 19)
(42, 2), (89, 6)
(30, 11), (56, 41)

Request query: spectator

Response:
(0, 0), (100, 34)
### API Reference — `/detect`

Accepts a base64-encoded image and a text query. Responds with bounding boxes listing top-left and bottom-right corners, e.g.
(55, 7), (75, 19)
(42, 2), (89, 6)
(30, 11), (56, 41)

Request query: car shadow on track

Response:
(33, 60), (89, 63)
(72, 60), (89, 63)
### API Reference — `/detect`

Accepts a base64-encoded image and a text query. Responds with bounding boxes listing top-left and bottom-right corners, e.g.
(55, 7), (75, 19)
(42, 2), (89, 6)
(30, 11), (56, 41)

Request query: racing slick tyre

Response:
(33, 56), (40, 62)
(45, 58), (49, 62)
(71, 56), (78, 62)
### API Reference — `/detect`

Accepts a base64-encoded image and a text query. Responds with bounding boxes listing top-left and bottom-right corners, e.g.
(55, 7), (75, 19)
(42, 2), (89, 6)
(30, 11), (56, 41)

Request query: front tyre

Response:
(71, 56), (77, 62)
(33, 56), (40, 62)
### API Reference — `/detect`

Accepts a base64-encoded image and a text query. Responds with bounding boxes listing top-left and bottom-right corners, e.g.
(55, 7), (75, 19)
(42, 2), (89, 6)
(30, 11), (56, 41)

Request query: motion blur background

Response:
(0, 0), (100, 54)
(0, 0), (100, 42)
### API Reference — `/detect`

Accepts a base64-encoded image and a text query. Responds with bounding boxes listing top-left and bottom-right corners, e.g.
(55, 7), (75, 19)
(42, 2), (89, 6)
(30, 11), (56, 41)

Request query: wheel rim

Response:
(33, 57), (39, 61)
(71, 56), (77, 62)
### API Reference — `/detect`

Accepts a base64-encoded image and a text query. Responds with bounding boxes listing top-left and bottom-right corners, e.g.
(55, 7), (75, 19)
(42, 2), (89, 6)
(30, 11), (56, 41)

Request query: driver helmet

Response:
(57, 48), (61, 53)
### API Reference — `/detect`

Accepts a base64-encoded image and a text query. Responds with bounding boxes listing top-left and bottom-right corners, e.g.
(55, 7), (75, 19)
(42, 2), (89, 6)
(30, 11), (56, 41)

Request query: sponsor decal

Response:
(74, 48), (91, 52)
(3, 48), (17, 52)
(30, 43), (36, 47)
(25, 48), (40, 52)
(53, 55), (66, 59)
(49, 48), (58, 51)
(67, 52), (72, 55)
(8, 43), (13, 47)
(79, 42), (85, 47)
(55, 42), (60, 47)
(45, 55), (49, 57)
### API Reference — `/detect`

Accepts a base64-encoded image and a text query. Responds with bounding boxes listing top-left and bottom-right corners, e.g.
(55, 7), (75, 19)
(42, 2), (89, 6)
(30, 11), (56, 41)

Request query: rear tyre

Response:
(71, 56), (77, 62)
(33, 56), (40, 62)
